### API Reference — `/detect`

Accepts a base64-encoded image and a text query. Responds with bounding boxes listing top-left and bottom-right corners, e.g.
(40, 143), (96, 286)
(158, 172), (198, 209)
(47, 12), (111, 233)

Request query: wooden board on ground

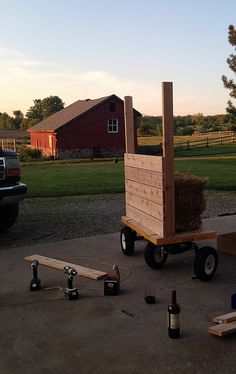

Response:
(208, 321), (236, 336)
(25, 254), (107, 280)
(217, 232), (236, 256)
(121, 216), (216, 245)
(213, 311), (236, 324)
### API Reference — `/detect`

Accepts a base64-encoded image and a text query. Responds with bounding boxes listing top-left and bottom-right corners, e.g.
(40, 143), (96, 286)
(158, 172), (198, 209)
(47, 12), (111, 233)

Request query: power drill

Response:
(64, 266), (78, 300)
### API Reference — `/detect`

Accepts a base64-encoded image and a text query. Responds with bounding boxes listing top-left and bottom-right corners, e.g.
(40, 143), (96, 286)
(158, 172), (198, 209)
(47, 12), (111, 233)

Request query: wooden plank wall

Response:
(123, 83), (175, 238)
(124, 153), (165, 236)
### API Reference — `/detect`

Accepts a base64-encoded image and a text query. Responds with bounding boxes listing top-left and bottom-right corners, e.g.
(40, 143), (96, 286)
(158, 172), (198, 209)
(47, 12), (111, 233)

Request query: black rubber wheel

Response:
(194, 246), (218, 281)
(0, 202), (19, 233)
(144, 242), (168, 269)
(120, 227), (135, 256)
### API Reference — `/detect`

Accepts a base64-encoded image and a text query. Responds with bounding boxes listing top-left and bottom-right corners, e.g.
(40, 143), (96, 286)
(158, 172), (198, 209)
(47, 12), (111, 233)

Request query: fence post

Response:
(187, 140), (190, 150)
(206, 137), (209, 147)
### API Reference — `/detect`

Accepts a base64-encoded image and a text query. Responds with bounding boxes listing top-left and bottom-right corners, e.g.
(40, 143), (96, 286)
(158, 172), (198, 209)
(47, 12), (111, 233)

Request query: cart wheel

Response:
(194, 246), (218, 281)
(120, 227), (135, 256)
(144, 242), (168, 269)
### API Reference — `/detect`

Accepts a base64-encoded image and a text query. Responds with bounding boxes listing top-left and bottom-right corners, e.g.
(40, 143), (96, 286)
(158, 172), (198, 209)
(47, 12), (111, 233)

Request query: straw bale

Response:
(175, 173), (207, 232)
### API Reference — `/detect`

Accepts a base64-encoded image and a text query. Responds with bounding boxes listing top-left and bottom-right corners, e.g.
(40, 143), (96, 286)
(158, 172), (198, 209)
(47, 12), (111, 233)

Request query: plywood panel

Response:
(126, 192), (164, 221)
(125, 179), (164, 206)
(125, 166), (163, 189)
(124, 153), (163, 173)
(126, 204), (164, 236)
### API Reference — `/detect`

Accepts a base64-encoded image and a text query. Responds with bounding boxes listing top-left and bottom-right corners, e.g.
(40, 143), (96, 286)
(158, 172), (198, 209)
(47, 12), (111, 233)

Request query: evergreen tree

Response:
(222, 25), (236, 122)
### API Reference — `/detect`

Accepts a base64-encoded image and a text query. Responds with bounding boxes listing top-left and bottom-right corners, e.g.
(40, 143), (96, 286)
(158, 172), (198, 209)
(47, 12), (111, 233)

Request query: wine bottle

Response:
(168, 290), (180, 339)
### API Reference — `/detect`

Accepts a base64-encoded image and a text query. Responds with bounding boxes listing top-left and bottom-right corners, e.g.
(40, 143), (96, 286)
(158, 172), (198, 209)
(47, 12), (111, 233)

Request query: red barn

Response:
(28, 94), (141, 159)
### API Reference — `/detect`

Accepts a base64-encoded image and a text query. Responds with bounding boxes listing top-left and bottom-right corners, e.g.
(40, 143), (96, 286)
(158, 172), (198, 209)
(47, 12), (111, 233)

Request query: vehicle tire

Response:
(0, 203), (19, 233)
(194, 246), (218, 281)
(144, 242), (168, 269)
(120, 227), (135, 256)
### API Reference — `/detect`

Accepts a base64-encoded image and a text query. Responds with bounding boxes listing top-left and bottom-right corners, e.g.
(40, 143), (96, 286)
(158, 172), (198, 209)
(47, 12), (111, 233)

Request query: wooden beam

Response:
(162, 82), (175, 237)
(124, 96), (135, 154)
(213, 312), (236, 324)
(25, 254), (107, 280)
(208, 322), (236, 336)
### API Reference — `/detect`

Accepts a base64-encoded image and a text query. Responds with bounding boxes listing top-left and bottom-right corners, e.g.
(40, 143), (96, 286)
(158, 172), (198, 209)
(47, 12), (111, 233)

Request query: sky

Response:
(0, 0), (236, 116)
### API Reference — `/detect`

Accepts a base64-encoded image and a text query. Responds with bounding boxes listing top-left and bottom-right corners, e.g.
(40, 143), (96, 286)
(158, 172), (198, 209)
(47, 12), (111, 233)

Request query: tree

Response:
(222, 25), (236, 122)
(0, 112), (13, 129)
(12, 110), (24, 129)
(41, 96), (64, 118)
(26, 95), (64, 126)
(26, 99), (44, 125)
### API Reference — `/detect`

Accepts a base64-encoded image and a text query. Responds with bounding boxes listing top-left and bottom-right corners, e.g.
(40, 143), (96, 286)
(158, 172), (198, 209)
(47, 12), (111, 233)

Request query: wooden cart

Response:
(120, 83), (218, 281)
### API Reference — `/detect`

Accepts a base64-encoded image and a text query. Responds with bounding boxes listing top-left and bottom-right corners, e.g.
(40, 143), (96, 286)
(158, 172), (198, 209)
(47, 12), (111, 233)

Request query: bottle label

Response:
(169, 314), (180, 329)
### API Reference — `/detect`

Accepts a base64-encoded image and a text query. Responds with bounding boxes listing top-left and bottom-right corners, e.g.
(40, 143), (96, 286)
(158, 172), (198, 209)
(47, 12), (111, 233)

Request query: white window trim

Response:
(107, 118), (119, 133)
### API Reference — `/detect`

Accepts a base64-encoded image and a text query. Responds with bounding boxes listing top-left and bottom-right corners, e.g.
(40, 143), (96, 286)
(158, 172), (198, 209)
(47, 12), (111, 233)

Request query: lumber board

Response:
(121, 216), (162, 244)
(124, 96), (135, 153)
(25, 254), (107, 280)
(213, 312), (236, 324)
(125, 179), (164, 205)
(126, 191), (164, 221)
(217, 233), (236, 256)
(208, 322), (236, 336)
(162, 82), (175, 237)
(125, 166), (163, 189)
(124, 153), (163, 173)
(126, 205), (164, 236)
(121, 216), (216, 245)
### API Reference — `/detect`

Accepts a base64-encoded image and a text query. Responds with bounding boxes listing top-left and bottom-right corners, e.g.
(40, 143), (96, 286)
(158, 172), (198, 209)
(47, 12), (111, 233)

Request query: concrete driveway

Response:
(1, 215), (236, 374)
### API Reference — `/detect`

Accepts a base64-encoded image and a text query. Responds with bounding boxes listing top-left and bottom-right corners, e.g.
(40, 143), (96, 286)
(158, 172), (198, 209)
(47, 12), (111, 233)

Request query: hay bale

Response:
(175, 173), (207, 232)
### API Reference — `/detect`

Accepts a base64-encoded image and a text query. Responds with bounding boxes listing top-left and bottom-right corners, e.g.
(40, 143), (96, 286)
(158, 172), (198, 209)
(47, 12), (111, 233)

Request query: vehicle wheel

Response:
(144, 242), (168, 269)
(120, 227), (135, 256)
(194, 246), (218, 281)
(0, 203), (19, 232)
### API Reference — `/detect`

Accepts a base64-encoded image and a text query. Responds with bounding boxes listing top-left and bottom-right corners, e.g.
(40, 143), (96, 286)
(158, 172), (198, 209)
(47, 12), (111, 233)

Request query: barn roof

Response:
(28, 94), (141, 132)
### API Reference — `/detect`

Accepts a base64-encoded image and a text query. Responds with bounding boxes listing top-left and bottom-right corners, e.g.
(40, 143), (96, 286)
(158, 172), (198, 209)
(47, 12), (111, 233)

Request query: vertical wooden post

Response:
(13, 138), (16, 152)
(124, 96), (135, 154)
(162, 82), (175, 237)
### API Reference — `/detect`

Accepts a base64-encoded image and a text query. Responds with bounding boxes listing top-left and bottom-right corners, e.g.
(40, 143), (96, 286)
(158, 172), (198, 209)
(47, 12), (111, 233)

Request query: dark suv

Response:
(0, 148), (27, 232)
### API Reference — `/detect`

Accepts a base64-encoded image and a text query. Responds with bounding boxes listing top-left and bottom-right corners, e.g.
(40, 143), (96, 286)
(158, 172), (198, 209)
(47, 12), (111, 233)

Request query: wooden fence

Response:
(175, 133), (236, 150)
(0, 138), (16, 151)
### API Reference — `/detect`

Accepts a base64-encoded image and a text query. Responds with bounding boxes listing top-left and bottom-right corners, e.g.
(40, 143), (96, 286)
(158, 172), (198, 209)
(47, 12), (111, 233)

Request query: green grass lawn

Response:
(21, 162), (124, 198)
(175, 156), (236, 191)
(21, 155), (236, 198)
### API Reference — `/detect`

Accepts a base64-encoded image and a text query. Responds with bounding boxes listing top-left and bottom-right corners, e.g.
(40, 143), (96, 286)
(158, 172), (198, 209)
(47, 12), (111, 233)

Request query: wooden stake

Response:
(162, 82), (175, 237)
(124, 96), (135, 154)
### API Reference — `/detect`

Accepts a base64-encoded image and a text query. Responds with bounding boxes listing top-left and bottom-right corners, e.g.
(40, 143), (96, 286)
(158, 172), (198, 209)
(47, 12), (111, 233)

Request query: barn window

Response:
(107, 118), (118, 133)
(109, 102), (116, 112)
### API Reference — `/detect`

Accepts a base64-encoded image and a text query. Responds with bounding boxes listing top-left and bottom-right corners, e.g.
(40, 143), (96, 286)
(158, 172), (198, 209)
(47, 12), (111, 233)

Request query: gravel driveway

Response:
(1, 191), (236, 249)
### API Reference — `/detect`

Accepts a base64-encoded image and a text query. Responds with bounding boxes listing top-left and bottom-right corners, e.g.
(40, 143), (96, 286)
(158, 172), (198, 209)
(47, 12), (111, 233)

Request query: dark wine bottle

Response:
(168, 290), (180, 339)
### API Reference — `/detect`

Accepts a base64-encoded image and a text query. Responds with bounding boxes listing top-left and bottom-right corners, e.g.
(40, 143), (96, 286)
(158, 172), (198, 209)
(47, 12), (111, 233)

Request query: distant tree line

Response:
(138, 113), (235, 136)
(0, 95), (64, 130)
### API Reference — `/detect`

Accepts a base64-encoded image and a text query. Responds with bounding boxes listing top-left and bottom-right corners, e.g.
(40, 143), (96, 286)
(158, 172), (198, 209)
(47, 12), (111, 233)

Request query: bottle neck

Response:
(171, 290), (176, 304)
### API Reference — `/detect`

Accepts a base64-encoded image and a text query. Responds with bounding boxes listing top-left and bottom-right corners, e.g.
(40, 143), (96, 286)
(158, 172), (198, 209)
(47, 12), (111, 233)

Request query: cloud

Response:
(0, 46), (227, 116)
(0, 46), (152, 114)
